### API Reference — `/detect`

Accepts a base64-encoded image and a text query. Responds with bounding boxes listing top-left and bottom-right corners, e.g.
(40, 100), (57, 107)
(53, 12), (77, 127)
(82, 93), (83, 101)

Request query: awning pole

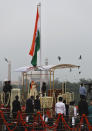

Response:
(22, 72), (24, 86)
(53, 71), (54, 96)
(50, 71), (51, 96)
(26, 73), (27, 91)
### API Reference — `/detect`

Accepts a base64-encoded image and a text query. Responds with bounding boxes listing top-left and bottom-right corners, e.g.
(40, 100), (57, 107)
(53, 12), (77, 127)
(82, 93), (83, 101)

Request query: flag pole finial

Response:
(37, 3), (41, 7)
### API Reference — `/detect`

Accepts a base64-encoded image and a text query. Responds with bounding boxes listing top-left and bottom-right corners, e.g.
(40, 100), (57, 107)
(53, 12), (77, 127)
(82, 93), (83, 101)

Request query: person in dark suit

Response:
(7, 81), (12, 93)
(25, 96), (34, 122)
(78, 98), (88, 116)
(34, 95), (41, 111)
(63, 100), (69, 122)
(42, 82), (46, 96)
(12, 95), (21, 119)
(78, 98), (88, 130)
(26, 96), (34, 114)
(3, 80), (12, 93)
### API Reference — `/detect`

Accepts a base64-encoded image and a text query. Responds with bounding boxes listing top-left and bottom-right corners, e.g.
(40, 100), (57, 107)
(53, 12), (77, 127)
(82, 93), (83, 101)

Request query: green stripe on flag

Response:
(31, 30), (40, 66)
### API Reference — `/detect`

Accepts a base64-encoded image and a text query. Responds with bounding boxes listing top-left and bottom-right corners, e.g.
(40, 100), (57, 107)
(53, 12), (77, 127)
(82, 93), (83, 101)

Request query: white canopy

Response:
(15, 64), (80, 73)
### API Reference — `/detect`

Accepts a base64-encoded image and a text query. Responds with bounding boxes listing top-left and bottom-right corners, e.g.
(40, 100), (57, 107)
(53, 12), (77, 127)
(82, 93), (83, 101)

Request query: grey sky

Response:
(0, 0), (92, 82)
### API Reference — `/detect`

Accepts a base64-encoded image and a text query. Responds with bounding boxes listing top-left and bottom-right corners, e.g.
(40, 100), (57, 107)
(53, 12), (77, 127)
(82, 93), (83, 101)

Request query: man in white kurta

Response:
(29, 81), (38, 98)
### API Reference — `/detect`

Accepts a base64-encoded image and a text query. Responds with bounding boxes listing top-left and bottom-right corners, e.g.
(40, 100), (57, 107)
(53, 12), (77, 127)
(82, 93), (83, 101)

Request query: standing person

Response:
(3, 80), (12, 106)
(25, 96), (34, 122)
(88, 100), (92, 125)
(3, 81), (8, 104)
(42, 82), (46, 96)
(63, 100), (69, 122)
(12, 95), (21, 119)
(78, 98), (88, 130)
(34, 95), (41, 112)
(78, 98), (88, 116)
(7, 81), (12, 93)
(3, 81), (8, 93)
(55, 97), (66, 130)
(79, 83), (87, 99)
(3, 80), (12, 94)
(69, 101), (77, 127)
(55, 97), (66, 115)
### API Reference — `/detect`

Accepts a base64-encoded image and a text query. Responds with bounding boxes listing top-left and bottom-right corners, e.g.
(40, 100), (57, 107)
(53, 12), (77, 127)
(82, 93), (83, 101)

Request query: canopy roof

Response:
(15, 64), (80, 73)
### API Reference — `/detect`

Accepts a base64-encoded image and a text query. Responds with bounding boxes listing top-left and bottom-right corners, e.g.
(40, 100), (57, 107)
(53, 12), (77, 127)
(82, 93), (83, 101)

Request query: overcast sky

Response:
(0, 0), (92, 82)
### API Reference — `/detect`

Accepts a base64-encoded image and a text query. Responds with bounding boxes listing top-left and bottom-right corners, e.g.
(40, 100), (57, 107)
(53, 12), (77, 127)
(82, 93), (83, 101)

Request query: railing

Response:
(0, 110), (92, 131)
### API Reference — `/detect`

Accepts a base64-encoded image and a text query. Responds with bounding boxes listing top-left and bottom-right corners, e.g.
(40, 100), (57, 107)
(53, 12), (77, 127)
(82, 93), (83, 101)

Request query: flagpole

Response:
(37, 3), (42, 94)
(38, 3), (41, 66)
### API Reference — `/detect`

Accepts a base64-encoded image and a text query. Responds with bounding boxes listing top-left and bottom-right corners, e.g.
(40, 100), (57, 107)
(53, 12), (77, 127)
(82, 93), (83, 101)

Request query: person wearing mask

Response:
(12, 95), (21, 119)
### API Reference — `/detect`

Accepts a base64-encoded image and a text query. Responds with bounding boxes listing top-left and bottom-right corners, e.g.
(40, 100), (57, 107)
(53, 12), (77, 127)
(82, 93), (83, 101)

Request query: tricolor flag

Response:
(29, 6), (40, 66)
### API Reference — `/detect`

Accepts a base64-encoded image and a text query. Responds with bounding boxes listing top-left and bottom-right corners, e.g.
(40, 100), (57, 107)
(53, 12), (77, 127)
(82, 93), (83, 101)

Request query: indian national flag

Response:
(29, 6), (40, 66)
